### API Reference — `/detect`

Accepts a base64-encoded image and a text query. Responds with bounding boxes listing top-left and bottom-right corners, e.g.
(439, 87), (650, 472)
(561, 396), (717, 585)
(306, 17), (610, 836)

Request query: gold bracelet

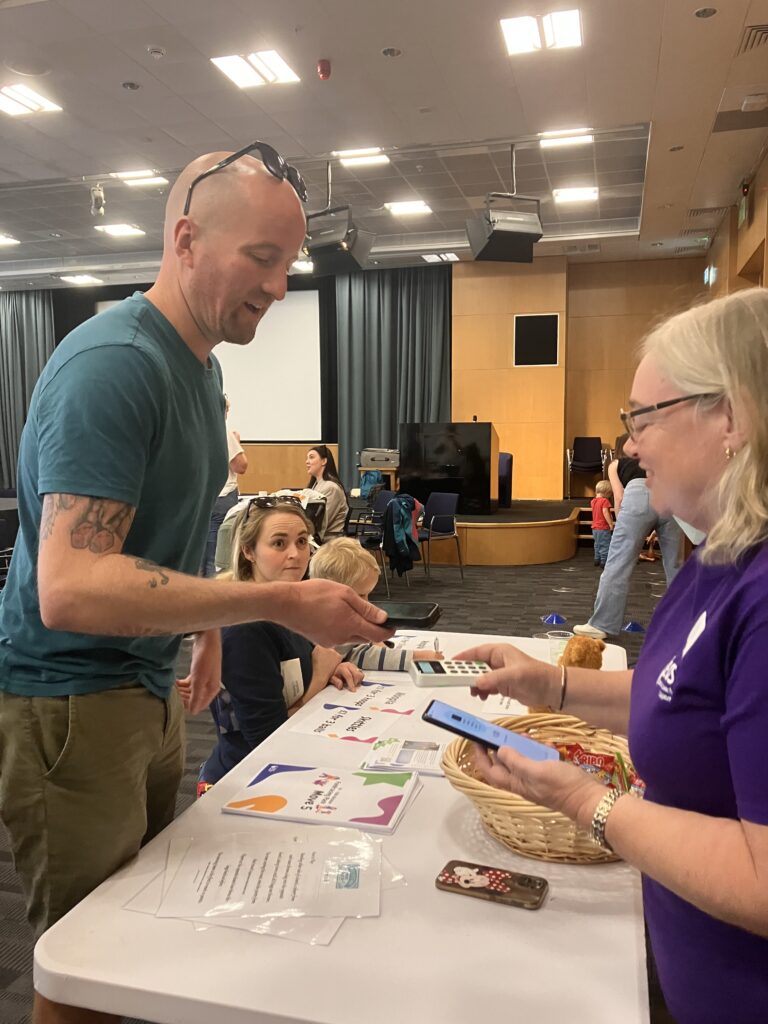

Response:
(549, 664), (567, 712)
(558, 664), (568, 710)
(590, 788), (622, 851)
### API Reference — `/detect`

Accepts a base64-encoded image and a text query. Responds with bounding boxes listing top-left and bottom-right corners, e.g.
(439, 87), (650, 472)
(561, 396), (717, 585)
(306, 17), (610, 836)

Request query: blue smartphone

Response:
(421, 700), (560, 761)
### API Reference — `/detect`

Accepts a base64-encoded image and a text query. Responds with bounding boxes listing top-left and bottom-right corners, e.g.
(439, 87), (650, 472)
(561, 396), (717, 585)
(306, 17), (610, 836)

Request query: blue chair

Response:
(498, 453), (513, 508)
(418, 492), (464, 580)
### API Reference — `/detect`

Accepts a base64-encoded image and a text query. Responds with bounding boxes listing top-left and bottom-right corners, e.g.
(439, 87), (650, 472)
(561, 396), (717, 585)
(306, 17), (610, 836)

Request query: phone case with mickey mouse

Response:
(435, 860), (548, 910)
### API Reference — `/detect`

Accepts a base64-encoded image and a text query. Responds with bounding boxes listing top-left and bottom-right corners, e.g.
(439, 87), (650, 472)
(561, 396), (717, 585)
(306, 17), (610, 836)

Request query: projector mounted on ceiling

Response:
(466, 192), (543, 264)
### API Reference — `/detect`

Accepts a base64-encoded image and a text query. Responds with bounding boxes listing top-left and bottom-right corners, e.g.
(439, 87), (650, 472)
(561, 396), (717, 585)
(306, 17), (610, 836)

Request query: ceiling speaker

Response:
(466, 205), (543, 263)
(304, 208), (374, 274)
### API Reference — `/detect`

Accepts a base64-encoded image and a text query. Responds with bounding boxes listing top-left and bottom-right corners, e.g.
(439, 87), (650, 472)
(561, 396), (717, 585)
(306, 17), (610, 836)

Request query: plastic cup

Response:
(546, 629), (574, 664)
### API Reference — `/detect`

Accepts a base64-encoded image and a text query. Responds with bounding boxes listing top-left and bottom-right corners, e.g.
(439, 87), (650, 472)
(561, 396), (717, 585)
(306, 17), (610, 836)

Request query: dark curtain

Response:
(0, 290), (55, 488)
(335, 265), (451, 487)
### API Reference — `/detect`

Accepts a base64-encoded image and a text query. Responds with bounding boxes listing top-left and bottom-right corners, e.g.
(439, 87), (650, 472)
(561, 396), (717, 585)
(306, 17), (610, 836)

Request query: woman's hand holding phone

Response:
(454, 642), (558, 708)
(473, 744), (605, 831)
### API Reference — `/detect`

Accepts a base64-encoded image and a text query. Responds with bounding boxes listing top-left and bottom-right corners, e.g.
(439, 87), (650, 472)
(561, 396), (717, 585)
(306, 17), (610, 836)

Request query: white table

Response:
(35, 632), (647, 1024)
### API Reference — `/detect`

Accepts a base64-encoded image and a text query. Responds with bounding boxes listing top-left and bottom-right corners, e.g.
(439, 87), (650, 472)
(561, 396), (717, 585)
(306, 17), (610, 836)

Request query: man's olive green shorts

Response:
(0, 684), (184, 937)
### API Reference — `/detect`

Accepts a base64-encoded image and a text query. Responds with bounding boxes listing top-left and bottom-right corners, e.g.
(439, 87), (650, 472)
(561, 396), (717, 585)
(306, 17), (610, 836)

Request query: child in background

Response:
(591, 479), (614, 567)
(309, 538), (443, 669)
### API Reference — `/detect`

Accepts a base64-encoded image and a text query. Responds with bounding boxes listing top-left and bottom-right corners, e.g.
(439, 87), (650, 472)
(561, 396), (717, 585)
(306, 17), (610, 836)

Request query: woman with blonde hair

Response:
(457, 288), (768, 1023)
(198, 498), (362, 793)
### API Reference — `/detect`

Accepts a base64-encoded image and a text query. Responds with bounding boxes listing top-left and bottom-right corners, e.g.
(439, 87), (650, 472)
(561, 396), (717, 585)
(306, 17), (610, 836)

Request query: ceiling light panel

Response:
(340, 155), (390, 167)
(0, 83), (61, 115)
(542, 9), (582, 48)
(211, 50), (300, 88)
(385, 200), (432, 215)
(500, 16), (542, 54)
(421, 254), (442, 263)
(539, 130), (593, 148)
(500, 9), (582, 55)
(291, 259), (314, 273)
(123, 176), (169, 187)
(0, 233), (21, 246)
(553, 186), (598, 203)
(94, 224), (146, 237)
(60, 275), (103, 285)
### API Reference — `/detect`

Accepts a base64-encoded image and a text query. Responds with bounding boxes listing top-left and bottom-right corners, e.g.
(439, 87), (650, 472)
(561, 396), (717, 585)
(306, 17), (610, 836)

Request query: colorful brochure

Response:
(359, 736), (448, 776)
(319, 680), (422, 717)
(288, 704), (398, 744)
(222, 762), (421, 834)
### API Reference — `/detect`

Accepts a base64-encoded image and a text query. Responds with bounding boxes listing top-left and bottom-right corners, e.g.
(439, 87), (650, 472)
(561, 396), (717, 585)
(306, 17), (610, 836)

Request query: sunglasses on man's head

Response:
(183, 140), (308, 216)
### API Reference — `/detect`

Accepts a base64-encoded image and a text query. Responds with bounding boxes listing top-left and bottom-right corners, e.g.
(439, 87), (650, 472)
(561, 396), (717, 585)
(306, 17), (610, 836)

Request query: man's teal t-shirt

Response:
(0, 293), (228, 698)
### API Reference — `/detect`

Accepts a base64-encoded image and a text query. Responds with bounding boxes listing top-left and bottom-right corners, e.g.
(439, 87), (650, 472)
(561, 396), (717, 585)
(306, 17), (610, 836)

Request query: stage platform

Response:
(434, 500), (586, 567)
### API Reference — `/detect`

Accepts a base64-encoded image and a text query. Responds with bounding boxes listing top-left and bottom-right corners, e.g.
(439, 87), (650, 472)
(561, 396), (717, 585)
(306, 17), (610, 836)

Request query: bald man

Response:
(0, 150), (391, 1024)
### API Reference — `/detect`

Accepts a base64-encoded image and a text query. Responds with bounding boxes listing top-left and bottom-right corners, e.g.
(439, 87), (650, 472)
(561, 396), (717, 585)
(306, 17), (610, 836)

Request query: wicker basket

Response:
(442, 712), (635, 865)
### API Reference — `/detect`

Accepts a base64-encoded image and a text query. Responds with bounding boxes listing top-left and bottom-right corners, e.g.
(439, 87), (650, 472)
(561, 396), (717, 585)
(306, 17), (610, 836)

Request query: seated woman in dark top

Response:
(198, 499), (362, 794)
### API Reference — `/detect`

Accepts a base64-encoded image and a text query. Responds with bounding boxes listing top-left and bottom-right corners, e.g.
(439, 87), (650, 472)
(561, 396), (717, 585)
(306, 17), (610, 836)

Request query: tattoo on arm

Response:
(135, 558), (170, 589)
(41, 495), (134, 553)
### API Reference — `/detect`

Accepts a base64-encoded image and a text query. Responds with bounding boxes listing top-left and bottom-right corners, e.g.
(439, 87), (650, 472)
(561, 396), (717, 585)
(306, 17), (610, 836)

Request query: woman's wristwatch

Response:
(590, 788), (623, 851)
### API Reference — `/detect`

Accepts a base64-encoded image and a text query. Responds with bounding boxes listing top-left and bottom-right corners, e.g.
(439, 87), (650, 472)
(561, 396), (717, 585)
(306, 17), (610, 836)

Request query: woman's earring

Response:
(725, 446), (735, 460)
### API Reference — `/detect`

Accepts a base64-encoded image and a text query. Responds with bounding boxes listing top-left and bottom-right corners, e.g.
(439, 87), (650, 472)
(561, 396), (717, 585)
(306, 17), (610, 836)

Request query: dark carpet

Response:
(0, 548), (674, 1023)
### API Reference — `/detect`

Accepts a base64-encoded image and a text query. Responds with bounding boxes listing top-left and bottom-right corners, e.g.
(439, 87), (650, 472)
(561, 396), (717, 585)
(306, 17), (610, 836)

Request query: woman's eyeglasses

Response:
(183, 140), (308, 216)
(246, 494), (304, 518)
(619, 393), (719, 439)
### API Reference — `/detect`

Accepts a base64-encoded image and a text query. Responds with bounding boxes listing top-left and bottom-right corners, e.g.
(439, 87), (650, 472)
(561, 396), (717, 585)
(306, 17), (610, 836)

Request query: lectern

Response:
(398, 422), (499, 514)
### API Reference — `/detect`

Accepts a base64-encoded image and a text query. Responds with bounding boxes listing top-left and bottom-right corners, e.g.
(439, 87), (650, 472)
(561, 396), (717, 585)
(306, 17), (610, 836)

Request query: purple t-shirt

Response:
(629, 542), (768, 1024)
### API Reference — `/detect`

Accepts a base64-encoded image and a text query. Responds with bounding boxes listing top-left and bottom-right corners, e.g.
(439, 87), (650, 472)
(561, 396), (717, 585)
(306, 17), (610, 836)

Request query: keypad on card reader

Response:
(409, 658), (492, 687)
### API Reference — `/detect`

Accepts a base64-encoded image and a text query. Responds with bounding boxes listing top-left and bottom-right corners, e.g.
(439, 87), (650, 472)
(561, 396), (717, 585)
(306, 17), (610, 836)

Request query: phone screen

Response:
(422, 700), (560, 761)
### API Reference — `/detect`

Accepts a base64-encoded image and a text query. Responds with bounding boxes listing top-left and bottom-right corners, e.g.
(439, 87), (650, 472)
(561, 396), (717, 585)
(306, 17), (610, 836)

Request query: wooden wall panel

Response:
(565, 259), (706, 494)
(452, 259), (567, 500)
(239, 443), (339, 495)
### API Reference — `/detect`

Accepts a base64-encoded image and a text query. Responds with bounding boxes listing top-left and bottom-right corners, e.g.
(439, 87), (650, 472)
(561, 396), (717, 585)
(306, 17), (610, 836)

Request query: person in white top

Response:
(202, 396), (248, 576)
(306, 445), (349, 541)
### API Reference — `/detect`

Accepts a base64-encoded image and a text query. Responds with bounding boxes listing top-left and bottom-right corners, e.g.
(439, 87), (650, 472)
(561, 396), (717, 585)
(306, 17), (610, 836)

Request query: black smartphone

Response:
(421, 699), (560, 761)
(436, 860), (548, 910)
(375, 601), (441, 629)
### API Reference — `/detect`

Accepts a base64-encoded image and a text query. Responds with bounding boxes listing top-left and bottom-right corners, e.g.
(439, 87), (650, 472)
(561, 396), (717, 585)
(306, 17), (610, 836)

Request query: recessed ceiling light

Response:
(211, 51), (299, 88)
(381, 47), (402, 58)
(421, 254), (442, 263)
(539, 129), (593, 148)
(60, 275), (104, 285)
(694, 7), (717, 18)
(542, 9), (582, 48)
(669, 145), (684, 152)
(291, 259), (314, 273)
(553, 186), (598, 203)
(0, 233), (20, 246)
(500, 9), (582, 54)
(650, 241), (664, 247)
(94, 224), (146, 237)
(421, 252), (459, 263)
(49, 232), (62, 238)
(385, 200), (432, 216)
(500, 16), (542, 53)
(0, 83), (61, 115)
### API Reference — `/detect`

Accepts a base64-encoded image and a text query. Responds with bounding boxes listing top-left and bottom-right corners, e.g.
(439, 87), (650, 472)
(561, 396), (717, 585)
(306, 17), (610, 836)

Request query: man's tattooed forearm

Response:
(135, 558), (170, 588)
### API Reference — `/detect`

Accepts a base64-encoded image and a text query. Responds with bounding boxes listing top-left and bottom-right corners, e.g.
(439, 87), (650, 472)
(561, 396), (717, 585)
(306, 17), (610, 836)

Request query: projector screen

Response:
(214, 290), (322, 440)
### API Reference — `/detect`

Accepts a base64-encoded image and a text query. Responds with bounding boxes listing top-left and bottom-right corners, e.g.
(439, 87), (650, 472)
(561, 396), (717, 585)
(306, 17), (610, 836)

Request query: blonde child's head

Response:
(595, 480), (613, 499)
(309, 537), (380, 598)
